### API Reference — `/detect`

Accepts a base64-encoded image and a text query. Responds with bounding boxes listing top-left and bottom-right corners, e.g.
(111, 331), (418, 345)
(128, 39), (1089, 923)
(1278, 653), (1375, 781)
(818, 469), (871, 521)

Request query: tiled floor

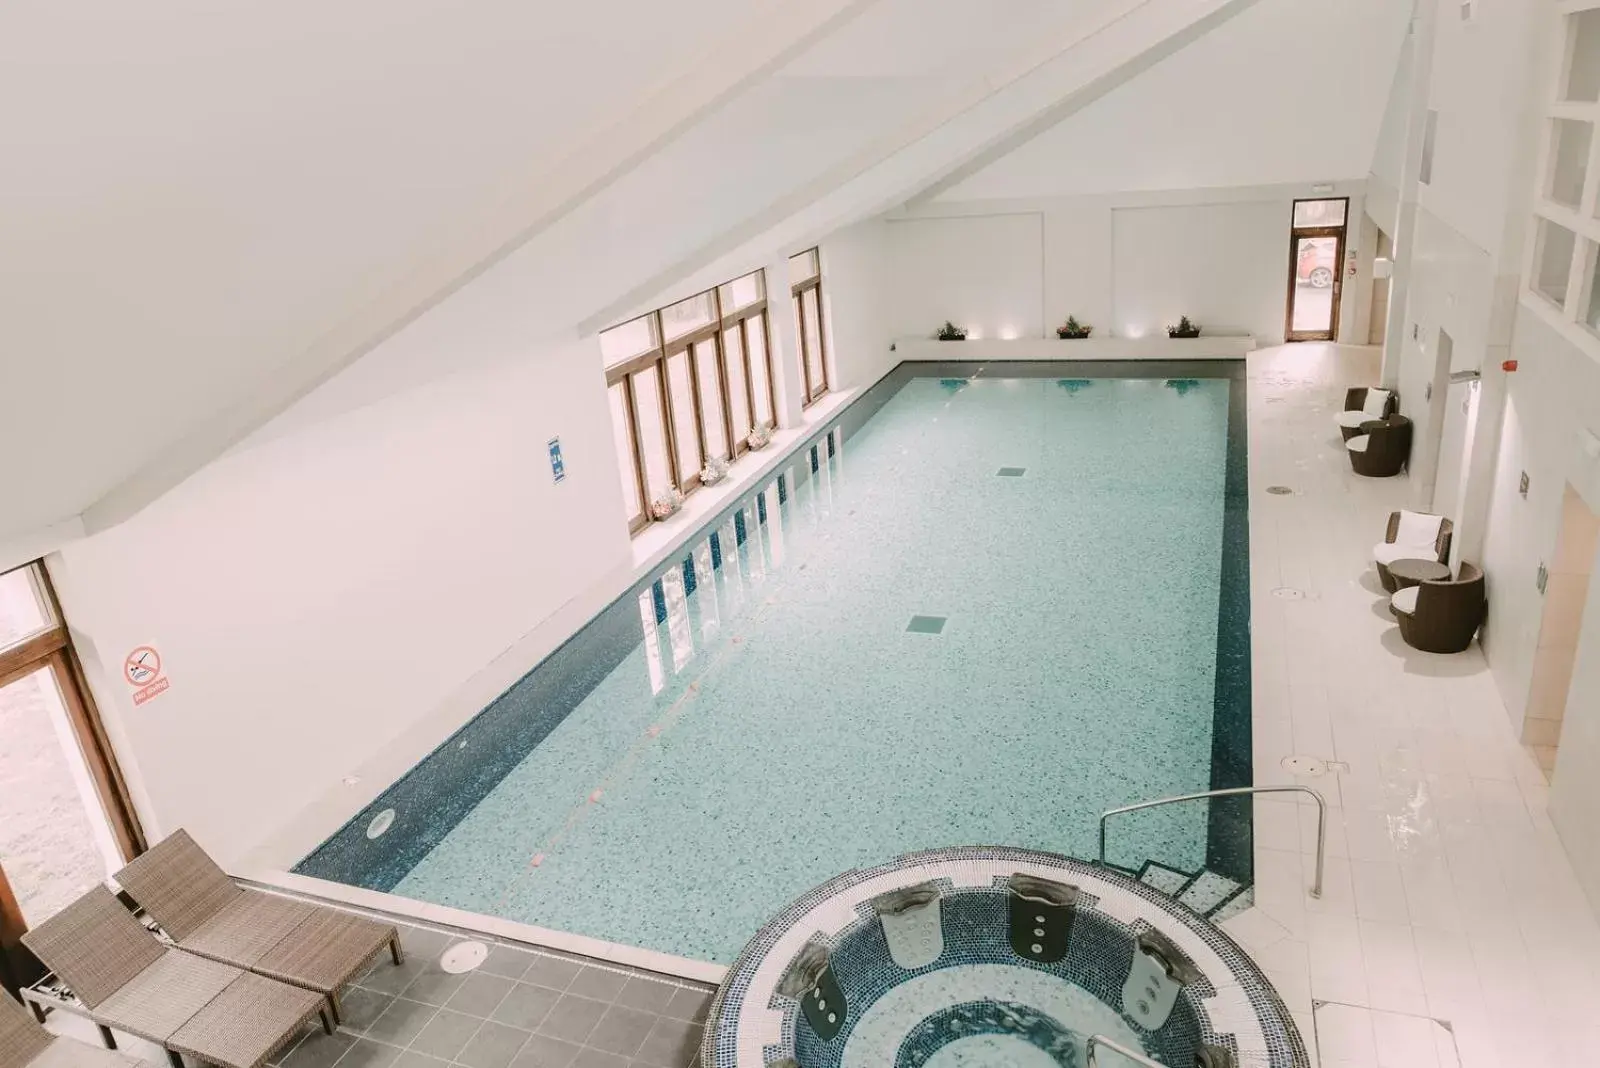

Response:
(45, 920), (713, 1068)
(1223, 343), (1600, 1068)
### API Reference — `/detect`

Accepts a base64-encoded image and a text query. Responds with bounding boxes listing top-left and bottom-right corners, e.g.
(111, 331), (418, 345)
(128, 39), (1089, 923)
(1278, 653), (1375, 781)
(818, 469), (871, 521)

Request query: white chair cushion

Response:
(1336, 410), (1371, 428)
(1363, 388), (1392, 417)
(1390, 585), (1420, 615)
(1375, 541), (1435, 566)
(1395, 509), (1443, 547)
(1346, 435), (1371, 453)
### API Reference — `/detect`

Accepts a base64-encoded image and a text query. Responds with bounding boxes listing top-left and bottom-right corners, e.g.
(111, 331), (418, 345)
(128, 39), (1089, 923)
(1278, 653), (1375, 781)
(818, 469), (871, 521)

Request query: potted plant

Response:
(936, 320), (968, 341)
(1168, 316), (1201, 339)
(699, 457), (729, 486)
(650, 486), (685, 521)
(747, 421), (774, 450)
(1056, 316), (1093, 340)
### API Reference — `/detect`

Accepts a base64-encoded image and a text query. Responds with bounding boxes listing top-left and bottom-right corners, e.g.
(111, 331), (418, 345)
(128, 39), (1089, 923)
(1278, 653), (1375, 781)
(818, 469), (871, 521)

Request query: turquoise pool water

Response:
(357, 372), (1241, 963)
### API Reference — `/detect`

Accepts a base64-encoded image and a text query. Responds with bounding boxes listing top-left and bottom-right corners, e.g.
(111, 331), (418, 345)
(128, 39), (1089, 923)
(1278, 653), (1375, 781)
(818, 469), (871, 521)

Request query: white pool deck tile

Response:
(1221, 343), (1600, 1068)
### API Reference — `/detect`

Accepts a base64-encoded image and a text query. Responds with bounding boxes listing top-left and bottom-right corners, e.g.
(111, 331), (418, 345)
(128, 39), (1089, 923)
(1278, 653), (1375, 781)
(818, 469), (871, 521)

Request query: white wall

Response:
(49, 272), (634, 868)
(885, 182), (1369, 345)
(819, 218), (896, 390)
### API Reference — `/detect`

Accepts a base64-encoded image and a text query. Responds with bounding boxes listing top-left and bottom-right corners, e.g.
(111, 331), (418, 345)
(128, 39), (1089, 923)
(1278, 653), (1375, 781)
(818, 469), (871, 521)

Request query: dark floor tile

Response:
(359, 957), (428, 996)
(403, 968), (468, 1007)
(388, 1053), (448, 1068)
(493, 984), (563, 1031)
(446, 974), (516, 1017)
(633, 1017), (701, 1068)
(536, 995), (608, 1045)
(282, 1030), (356, 1068)
(509, 1035), (582, 1068)
(478, 946), (535, 981)
(585, 1007), (657, 1059)
(338, 988), (396, 1034)
(570, 1051), (628, 1068)
(565, 968), (628, 1002)
(455, 1021), (532, 1068)
(409, 1010), (484, 1061)
(365, 1000), (439, 1048)
(395, 928), (452, 961)
(521, 955), (584, 992)
(661, 989), (711, 1025)
(612, 979), (674, 1015)
(333, 1039), (402, 1068)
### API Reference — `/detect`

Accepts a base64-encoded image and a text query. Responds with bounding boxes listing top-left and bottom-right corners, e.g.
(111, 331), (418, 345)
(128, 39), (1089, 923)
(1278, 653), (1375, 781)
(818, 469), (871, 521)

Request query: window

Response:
(0, 562), (145, 931)
(600, 271), (777, 534)
(789, 248), (829, 405)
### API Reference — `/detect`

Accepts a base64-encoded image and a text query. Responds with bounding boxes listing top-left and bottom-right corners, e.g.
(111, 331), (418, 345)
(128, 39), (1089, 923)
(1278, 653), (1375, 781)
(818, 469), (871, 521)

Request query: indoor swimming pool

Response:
(296, 361), (1251, 964)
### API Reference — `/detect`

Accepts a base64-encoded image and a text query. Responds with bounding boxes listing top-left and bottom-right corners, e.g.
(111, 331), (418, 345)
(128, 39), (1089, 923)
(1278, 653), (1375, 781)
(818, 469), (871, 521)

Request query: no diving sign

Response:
(124, 646), (170, 706)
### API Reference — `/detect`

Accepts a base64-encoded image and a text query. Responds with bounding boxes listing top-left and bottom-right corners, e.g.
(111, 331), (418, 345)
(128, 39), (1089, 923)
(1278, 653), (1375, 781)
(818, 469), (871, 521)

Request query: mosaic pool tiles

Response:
(706, 848), (1307, 1068)
(299, 361), (1253, 965)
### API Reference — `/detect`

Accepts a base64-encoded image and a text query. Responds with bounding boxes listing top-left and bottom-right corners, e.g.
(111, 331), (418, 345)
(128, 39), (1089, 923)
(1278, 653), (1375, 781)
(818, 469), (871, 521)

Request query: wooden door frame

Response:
(1284, 197), (1350, 343)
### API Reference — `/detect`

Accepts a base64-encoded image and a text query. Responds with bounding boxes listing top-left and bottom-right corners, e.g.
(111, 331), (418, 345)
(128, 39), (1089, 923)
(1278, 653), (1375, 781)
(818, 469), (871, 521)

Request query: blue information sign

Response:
(548, 437), (566, 483)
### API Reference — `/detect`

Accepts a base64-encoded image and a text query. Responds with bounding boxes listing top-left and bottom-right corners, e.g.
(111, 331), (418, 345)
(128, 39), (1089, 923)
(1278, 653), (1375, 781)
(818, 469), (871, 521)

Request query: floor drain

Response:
(1272, 587), (1304, 601)
(439, 941), (489, 974)
(366, 809), (395, 839)
(1281, 755), (1329, 776)
(1266, 485), (1295, 496)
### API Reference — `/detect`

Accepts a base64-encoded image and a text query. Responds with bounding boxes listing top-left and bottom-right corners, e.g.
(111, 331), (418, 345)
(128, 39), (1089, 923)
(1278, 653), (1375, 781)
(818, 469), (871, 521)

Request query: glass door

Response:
(1285, 198), (1349, 342)
(0, 562), (143, 995)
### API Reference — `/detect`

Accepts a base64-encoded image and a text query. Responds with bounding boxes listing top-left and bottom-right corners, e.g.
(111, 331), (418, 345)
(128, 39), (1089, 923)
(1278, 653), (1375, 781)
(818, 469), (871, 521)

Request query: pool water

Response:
(301, 366), (1250, 964)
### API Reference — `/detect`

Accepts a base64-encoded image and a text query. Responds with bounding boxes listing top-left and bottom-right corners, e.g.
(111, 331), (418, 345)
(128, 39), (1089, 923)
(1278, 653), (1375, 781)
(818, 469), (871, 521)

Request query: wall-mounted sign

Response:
(124, 645), (170, 706)
(548, 437), (566, 483)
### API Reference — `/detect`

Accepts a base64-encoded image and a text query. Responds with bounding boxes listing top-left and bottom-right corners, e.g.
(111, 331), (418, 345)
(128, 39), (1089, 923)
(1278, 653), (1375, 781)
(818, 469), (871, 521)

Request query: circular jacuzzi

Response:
(703, 847), (1307, 1068)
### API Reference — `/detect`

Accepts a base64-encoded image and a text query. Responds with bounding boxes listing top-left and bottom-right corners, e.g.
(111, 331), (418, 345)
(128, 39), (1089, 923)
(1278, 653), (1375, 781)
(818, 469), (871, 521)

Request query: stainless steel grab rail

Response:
(1098, 785), (1326, 899)
(1086, 1034), (1165, 1067)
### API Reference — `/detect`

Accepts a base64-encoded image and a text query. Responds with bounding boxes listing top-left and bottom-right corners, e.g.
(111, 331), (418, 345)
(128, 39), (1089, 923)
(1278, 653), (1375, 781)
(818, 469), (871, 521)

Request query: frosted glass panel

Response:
(661, 292), (714, 341)
(608, 383), (641, 518)
(694, 340), (729, 461)
(666, 352), (701, 482)
(1535, 219), (1577, 307)
(631, 368), (674, 498)
(600, 315), (657, 367)
(725, 328), (752, 445)
(802, 288), (826, 398)
(748, 314), (773, 425)
(1549, 119), (1592, 210)
(1292, 199), (1346, 228)
(718, 271), (764, 312)
(1566, 10), (1600, 103)
(789, 248), (819, 282)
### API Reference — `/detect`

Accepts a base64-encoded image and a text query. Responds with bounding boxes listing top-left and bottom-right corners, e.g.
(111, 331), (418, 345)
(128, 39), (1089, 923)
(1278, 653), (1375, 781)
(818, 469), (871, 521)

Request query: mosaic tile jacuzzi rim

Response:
(702, 846), (1308, 1068)
(294, 359), (1254, 926)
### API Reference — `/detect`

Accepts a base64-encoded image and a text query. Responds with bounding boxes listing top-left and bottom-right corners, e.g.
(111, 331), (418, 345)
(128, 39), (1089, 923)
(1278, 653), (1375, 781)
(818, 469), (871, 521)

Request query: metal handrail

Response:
(1098, 785), (1326, 899)
(1086, 1034), (1165, 1067)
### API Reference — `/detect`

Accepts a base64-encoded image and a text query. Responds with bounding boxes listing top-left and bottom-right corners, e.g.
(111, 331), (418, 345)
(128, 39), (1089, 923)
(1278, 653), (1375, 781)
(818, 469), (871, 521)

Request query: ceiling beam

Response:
(579, 0), (1267, 334)
(79, 0), (882, 535)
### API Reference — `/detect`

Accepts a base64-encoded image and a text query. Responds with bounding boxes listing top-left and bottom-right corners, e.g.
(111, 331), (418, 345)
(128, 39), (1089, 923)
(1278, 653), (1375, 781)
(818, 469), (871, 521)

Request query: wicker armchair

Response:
(1389, 562), (1487, 653)
(1346, 414), (1412, 477)
(0, 992), (153, 1068)
(21, 887), (328, 1068)
(1373, 511), (1453, 592)
(1336, 386), (1397, 441)
(115, 831), (401, 1027)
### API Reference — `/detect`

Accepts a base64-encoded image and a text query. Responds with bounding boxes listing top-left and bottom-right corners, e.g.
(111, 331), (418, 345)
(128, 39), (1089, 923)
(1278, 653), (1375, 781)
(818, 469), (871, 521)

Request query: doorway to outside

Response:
(0, 561), (145, 996)
(1285, 197), (1349, 342)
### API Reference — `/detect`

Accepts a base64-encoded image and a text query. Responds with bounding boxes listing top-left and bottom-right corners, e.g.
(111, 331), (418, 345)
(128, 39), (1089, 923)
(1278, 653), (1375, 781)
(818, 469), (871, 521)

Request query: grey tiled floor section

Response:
(274, 923), (711, 1068)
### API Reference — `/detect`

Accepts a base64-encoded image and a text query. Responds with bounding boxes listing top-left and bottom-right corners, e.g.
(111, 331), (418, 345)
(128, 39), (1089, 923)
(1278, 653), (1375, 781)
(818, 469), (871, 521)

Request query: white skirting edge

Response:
(236, 867), (729, 986)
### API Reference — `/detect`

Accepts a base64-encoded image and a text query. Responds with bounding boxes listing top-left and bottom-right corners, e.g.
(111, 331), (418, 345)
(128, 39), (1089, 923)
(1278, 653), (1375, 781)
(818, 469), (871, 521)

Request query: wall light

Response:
(999, 325), (1020, 340)
(1125, 326), (1146, 339)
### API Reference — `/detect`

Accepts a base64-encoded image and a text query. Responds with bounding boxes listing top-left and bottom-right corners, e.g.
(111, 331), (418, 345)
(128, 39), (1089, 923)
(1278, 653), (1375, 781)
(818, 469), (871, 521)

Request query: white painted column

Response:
(1381, 0), (1439, 391)
(766, 256), (806, 429)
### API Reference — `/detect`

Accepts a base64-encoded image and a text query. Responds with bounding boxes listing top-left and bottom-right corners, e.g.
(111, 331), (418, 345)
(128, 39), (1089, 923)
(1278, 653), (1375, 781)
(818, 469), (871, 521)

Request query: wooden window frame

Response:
(603, 273), (778, 536)
(792, 276), (830, 405)
(1284, 198), (1350, 343)
(0, 562), (147, 969)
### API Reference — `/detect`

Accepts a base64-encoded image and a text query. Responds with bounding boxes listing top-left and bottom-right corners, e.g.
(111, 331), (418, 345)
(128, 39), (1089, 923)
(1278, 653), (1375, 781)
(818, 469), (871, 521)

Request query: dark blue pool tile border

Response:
(294, 358), (1252, 894)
